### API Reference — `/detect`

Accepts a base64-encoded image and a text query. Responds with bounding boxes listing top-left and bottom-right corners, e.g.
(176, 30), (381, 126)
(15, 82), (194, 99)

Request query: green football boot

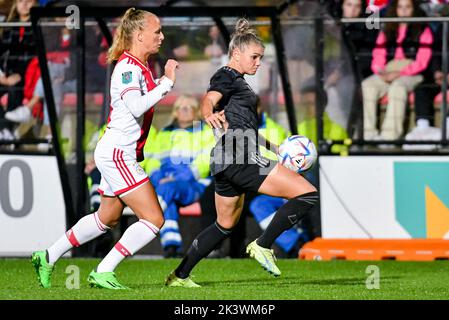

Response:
(246, 239), (281, 277)
(165, 271), (201, 288)
(87, 270), (129, 290)
(31, 250), (54, 288)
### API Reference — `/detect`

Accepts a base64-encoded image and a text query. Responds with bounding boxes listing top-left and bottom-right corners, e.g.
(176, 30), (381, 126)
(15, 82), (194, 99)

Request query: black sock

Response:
(257, 191), (318, 249)
(175, 222), (232, 279)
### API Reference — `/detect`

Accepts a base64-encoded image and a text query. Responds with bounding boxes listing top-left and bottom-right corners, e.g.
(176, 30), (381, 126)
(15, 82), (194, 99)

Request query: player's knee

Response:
(215, 221), (233, 235)
(96, 211), (121, 228)
(103, 216), (121, 228)
(288, 186), (317, 200)
(216, 217), (237, 230)
(151, 215), (165, 229)
(282, 191), (319, 223)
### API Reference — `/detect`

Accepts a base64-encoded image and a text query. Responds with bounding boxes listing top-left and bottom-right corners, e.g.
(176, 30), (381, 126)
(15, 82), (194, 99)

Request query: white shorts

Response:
(95, 146), (149, 197)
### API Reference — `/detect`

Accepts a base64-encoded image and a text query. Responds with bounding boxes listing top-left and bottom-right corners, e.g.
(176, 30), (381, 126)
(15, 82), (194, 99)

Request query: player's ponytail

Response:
(228, 18), (264, 58)
(107, 8), (154, 63)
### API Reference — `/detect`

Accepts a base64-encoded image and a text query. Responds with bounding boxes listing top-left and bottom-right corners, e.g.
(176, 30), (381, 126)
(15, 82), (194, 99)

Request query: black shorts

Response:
(214, 163), (275, 197)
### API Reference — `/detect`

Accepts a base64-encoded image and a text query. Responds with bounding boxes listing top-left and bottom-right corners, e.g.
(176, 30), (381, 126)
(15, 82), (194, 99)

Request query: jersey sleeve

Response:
(114, 63), (173, 118)
(207, 70), (235, 100)
(114, 64), (142, 100)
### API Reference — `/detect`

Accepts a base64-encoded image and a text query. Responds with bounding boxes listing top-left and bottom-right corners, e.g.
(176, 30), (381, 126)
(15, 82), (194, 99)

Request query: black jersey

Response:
(207, 66), (262, 176)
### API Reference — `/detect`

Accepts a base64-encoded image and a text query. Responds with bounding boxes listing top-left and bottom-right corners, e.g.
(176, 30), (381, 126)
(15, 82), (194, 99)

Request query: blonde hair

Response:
(228, 18), (264, 59)
(7, 0), (37, 22)
(107, 8), (154, 64)
(172, 95), (200, 119)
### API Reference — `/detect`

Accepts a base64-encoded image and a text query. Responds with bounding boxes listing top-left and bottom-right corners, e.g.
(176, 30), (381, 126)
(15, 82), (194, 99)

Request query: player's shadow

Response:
(130, 275), (402, 289)
(195, 275), (402, 287)
(299, 276), (402, 286)
(198, 276), (301, 287)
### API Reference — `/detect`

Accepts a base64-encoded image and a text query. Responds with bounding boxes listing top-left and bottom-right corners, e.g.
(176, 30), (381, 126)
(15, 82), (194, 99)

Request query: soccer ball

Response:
(277, 135), (317, 173)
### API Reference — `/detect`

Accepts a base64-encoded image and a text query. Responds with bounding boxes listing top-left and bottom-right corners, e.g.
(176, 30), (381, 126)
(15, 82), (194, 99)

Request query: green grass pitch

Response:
(1, 258), (448, 300)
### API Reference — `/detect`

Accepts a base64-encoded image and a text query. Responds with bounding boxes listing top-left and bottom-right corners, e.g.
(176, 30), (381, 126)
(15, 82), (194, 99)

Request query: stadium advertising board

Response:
(320, 156), (449, 239)
(0, 155), (66, 256)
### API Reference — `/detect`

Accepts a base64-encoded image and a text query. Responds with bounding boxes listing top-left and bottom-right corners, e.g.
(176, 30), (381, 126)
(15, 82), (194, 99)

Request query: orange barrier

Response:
(299, 238), (449, 261)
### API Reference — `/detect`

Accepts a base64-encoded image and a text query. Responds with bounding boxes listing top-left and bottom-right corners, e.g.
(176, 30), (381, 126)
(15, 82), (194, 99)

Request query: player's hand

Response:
(84, 159), (96, 175)
(205, 110), (226, 129)
(159, 176), (175, 184)
(164, 59), (179, 83)
(385, 71), (401, 83)
(6, 73), (21, 86)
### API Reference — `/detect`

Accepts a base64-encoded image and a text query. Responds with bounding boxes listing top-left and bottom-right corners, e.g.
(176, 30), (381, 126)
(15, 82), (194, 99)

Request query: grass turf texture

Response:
(1, 258), (448, 300)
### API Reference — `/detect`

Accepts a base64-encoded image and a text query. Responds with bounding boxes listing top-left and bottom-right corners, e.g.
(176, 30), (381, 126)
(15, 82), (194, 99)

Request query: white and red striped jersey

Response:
(99, 50), (173, 162)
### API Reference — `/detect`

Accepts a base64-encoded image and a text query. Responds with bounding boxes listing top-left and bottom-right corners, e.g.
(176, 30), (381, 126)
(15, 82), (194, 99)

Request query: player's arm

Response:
(201, 91), (226, 129)
(122, 59), (179, 118)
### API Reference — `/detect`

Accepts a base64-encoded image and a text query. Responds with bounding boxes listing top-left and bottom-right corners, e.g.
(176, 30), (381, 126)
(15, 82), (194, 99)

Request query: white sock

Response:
(47, 212), (109, 265)
(96, 219), (159, 273)
(417, 119), (430, 129)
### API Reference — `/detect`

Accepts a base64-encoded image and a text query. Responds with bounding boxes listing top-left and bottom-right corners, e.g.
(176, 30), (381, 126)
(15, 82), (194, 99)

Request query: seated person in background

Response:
(142, 95), (215, 258)
(329, 0), (379, 138)
(362, 0), (434, 141)
(405, 68), (449, 146)
(4, 58), (65, 148)
(405, 9), (449, 146)
(0, 68), (20, 139)
(5, 19), (70, 126)
(0, 0), (37, 138)
(0, 68), (20, 86)
(204, 25), (227, 66)
(297, 78), (349, 160)
(4, 62), (64, 127)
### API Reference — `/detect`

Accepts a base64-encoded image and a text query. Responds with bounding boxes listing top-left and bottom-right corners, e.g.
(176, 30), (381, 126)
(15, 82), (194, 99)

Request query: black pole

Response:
(314, 18), (325, 148)
(75, 15), (87, 220)
(30, 6), (275, 18)
(95, 17), (113, 127)
(95, 17), (113, 46)
(441, 22), (448, 145)
(30, 12), (76, 227)
(213, 17), (230, 46)
(270, 14), (298, 135)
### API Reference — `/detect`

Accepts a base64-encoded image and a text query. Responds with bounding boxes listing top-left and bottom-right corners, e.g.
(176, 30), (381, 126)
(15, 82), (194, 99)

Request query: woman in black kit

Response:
(165, 19), (318, 287)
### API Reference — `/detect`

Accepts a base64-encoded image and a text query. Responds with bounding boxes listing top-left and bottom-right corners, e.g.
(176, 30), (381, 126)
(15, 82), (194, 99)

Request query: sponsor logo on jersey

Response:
(122, 71), (133, 84)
